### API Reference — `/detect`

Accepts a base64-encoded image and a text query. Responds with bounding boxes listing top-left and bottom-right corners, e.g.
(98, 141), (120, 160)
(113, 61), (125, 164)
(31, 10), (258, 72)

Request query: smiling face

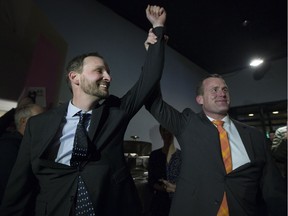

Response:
(78, 56), (111, 99)
(196, 77), (230, 119)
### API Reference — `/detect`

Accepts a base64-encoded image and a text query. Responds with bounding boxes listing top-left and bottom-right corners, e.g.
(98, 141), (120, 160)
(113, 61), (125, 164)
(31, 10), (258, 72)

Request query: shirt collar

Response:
(67, 100), (92, 117)
(207, 115), (231, 126)
(67, 101), (81, 117)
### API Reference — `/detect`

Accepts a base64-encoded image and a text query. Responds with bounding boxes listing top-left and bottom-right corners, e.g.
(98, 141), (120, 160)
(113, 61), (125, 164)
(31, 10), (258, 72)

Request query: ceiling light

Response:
(248, 113), (254, 117)
(272, 111), (279, 114)
(250, 58), (264, 67)
(242, 20), (250, 27)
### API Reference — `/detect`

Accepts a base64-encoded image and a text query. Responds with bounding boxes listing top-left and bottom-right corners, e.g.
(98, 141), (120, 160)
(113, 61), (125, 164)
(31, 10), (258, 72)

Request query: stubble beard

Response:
(81, 77), (109, 99)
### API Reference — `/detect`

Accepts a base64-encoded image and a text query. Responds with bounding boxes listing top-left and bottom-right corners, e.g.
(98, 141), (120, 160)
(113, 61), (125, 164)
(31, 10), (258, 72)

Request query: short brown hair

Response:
(195, 74), (224, 96)
(65, 52), (105, 92)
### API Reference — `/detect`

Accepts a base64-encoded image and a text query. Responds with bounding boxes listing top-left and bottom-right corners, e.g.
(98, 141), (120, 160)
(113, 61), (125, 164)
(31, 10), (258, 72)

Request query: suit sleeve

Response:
(0, 108), (15, 136)
(145, 84), (188, 137)
(0, 121), (38, 215)
(0, 136), (20, 203)
(260, 132), (287, 216)
(120, 27), (165, 117)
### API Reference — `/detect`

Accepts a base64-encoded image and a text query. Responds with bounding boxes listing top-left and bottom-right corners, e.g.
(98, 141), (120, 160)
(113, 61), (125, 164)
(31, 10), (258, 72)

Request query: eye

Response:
(95, 68), (104, 74)
(223, 87), (229, 93)
(211, 87), (218, 92)
(95, 67), (110, 75)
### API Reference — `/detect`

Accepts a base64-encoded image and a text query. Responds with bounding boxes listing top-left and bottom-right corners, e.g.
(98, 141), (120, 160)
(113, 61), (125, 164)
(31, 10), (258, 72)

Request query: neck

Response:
(205, 112), (227, 120)
(72, 95), (100, 111)
(18, 127), (25, 136)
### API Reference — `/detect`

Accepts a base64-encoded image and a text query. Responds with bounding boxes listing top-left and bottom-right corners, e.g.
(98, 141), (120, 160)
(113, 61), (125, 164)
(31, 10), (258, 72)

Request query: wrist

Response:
(153, 23), (164, 28)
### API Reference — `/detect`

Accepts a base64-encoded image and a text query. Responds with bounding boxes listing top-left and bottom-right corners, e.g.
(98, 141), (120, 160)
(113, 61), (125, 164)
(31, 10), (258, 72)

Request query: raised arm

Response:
(120, 5), (167, 116)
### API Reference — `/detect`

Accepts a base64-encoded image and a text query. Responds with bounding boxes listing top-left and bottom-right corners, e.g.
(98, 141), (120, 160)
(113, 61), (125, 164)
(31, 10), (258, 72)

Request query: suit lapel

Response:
(39, 103), (68, 158)
(88, 104), (105, 143)
(199, 112), (227, 172)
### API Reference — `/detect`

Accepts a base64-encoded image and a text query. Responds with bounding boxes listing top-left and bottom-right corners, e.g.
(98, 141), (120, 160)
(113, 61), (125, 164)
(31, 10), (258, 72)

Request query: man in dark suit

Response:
(0, 96), (35, 136)
(0, 5), (166, 216)
(0, 103), (44, 204)
(145, 74), (286, 216)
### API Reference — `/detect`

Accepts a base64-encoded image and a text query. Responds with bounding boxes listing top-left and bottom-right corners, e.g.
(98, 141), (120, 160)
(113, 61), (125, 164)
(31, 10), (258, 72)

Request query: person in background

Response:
(144, 70), (286, 215)
(271, 124), (287, 179)
(0, 103), (44, 204)
(0, 96), (35, 135)
(272, 125), (287, 147)
(1, 5), (166, 216)
(264, 130), (275, 150)
(148, 125), (181, 216)
(269, 130), (275, 143)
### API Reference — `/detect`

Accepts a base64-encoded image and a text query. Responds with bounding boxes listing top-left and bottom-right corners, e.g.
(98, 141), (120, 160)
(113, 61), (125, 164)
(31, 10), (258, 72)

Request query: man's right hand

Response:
(146, 5), (166, 28)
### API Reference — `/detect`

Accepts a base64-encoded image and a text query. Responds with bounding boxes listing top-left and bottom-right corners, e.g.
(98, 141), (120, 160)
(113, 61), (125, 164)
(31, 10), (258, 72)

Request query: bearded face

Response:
(80, 74), (110, 99)
(77, 56), (111, 100)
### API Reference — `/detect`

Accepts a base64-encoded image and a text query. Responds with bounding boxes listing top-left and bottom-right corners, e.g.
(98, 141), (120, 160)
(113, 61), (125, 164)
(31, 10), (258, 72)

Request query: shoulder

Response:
(103, 95), (121, 107)
(180, 108), (199, 121)
(276, 126), (287, 134)
(231, 118), (251, 128)
(151, 148), (162, 154)
(29, 102), (68, 123)
(0, 131), (22, 148)
(176, 149), (181, 154)
(150, 148), (163, 157)
(183, 108), (194, 115)
(231, 118), (264, 136)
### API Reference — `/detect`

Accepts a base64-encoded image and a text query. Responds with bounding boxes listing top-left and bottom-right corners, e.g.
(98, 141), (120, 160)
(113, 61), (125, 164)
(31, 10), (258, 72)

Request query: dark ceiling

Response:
(96, 0), (287, 74)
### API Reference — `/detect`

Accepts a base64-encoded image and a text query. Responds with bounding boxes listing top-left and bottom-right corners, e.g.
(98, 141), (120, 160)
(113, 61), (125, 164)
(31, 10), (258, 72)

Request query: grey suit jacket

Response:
(146, 86), (286, 216)
(0, 27), (166, 216)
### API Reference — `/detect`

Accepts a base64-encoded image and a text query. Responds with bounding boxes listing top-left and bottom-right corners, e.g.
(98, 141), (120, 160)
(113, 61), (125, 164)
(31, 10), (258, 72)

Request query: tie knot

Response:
(212, 120), (224, 127)
(77, 112), (90, 126)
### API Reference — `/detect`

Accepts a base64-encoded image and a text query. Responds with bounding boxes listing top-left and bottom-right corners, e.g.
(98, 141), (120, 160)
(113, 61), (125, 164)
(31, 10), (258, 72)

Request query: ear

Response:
(68, 71), (80, 86)
(196, 95), (203, 105)
(19, 117), (28, 129)
(20, 117), (27, 124)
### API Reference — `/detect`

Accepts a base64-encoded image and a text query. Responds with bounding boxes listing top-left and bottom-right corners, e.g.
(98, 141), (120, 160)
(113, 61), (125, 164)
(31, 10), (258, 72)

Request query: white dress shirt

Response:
(208, 115), (251, 170)
(55, 101), (91, 166)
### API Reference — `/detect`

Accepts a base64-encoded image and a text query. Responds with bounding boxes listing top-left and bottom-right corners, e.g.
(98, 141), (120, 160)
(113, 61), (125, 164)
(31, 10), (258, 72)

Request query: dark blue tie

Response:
(71, 112), (95, 216)
(71, 113), (90, 166)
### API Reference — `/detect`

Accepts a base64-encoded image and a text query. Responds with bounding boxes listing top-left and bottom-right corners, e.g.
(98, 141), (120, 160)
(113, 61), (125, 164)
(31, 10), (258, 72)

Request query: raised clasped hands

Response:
(144, 28), (169, 51)
(146, 5), (166, 28)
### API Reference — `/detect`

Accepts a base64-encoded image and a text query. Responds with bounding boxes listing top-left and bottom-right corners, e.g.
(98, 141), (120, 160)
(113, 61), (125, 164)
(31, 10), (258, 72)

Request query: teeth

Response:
(100, 84), (107, 88)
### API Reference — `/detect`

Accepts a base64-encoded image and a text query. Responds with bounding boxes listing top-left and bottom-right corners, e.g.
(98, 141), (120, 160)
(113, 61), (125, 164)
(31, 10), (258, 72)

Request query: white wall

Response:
(34, 0), (287, 150)
(223, 57), (287, 107)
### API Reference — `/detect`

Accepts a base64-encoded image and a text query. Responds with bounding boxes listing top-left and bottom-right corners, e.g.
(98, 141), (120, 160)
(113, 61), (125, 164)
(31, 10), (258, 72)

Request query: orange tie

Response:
(213, 120), (232, 216)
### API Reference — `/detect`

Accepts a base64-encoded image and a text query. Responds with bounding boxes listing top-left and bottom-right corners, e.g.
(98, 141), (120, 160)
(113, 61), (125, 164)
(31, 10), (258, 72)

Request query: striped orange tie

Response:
(213, 120), (232, 216)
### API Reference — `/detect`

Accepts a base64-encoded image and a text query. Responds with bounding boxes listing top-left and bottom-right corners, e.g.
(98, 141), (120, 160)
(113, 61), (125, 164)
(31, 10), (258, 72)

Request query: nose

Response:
(103, 71), (111, 82)
(218, 90), (226, 97)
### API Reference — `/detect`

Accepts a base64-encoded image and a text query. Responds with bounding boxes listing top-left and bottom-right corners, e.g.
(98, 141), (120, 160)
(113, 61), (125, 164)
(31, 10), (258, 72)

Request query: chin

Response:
(102, 92), (110, 99)
(219, 109), (229, 115)
(93, 91), (109, 99)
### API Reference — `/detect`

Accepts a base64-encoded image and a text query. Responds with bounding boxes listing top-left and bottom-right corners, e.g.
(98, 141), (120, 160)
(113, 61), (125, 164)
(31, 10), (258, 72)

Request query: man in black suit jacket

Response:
(0, 104), (44, 204)
(145, 74), (286, 216)
(0, 5), (166, 216)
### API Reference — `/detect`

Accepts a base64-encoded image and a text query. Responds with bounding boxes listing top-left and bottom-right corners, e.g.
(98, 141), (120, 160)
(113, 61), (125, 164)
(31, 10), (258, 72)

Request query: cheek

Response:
(206, 94), (216, 101)
(226, 93), (230, 101)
